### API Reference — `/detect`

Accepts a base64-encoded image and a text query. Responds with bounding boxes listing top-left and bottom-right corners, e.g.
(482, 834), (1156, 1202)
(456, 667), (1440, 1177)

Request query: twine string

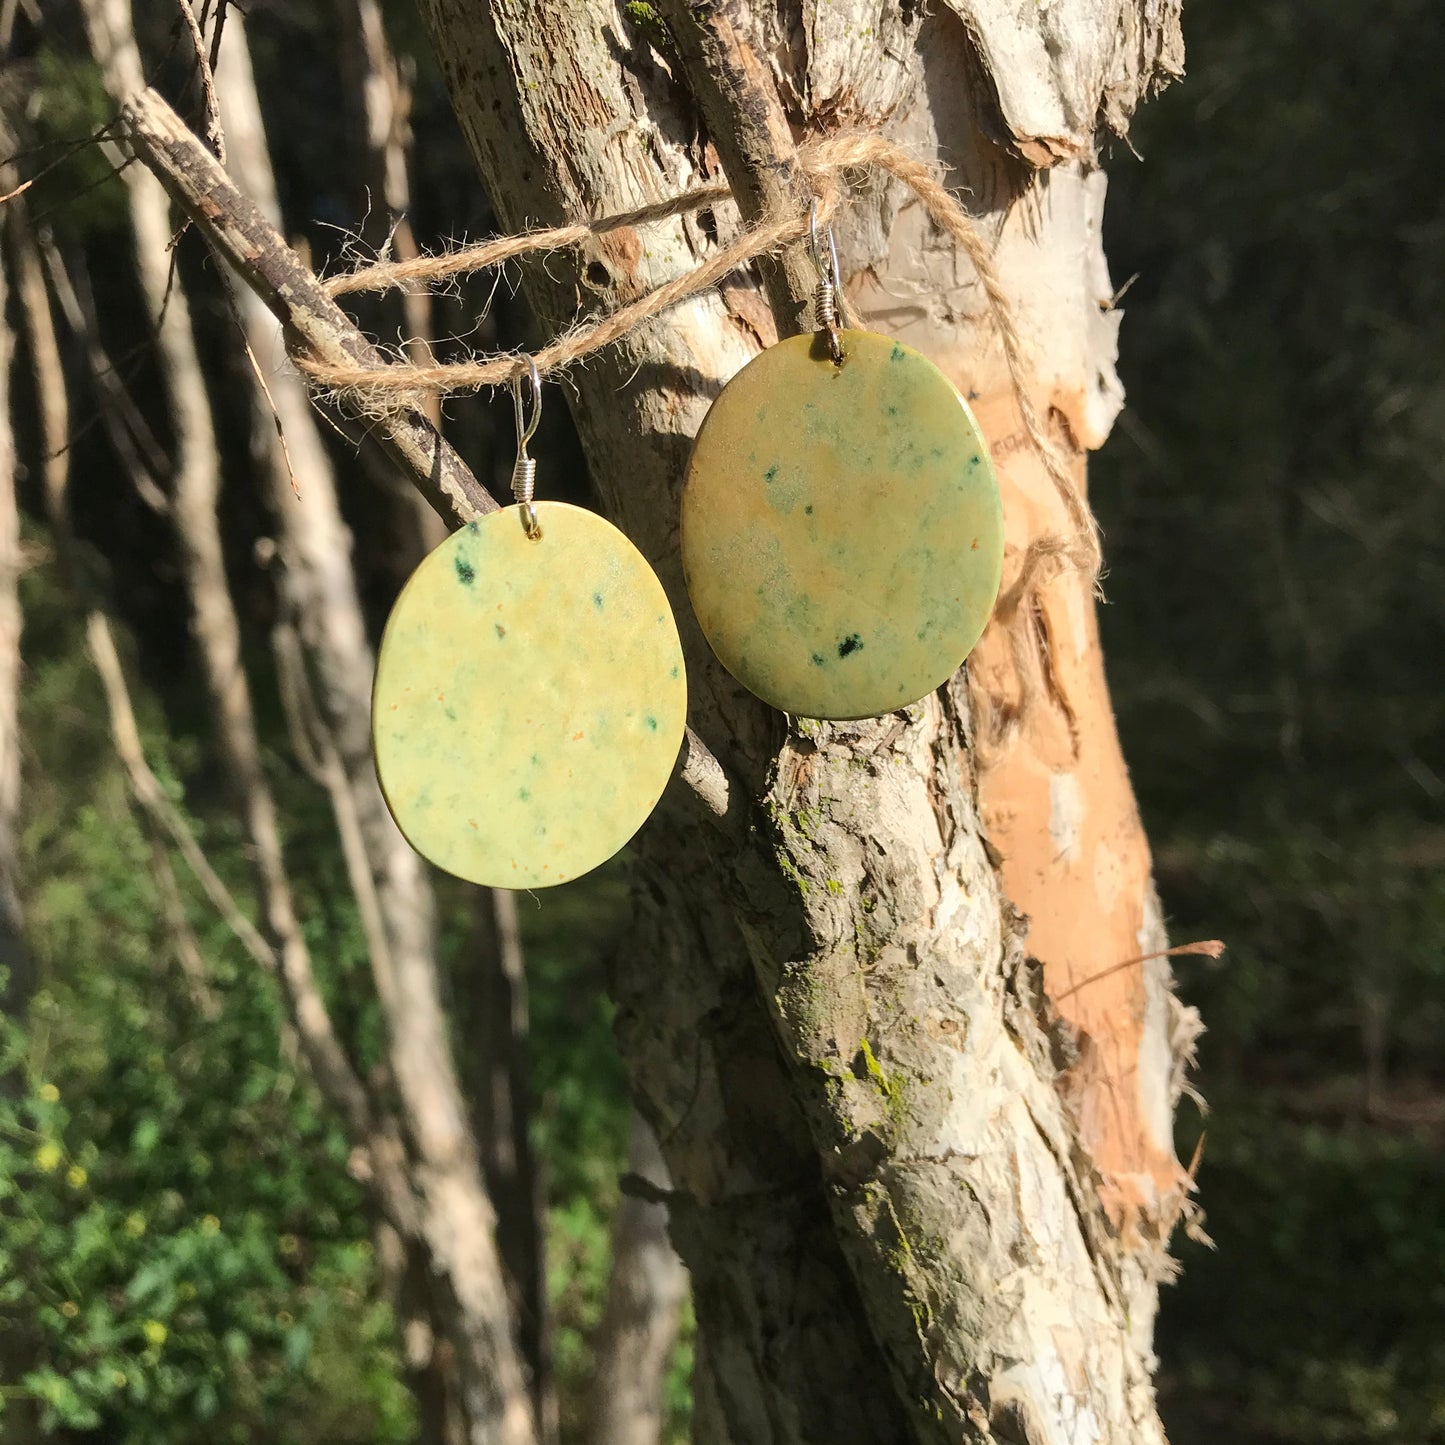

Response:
(302, 131), (1101, 597)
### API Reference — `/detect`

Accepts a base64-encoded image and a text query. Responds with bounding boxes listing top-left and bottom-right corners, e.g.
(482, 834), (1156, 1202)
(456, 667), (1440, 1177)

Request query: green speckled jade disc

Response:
(372, 502), (686, 889)
(680, 329), (1004, 720)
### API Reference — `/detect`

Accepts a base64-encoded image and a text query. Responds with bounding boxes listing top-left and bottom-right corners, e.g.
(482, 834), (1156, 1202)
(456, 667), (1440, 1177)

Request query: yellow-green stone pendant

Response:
(680, 329), (1004, 720)
(372, 502), (687, 889)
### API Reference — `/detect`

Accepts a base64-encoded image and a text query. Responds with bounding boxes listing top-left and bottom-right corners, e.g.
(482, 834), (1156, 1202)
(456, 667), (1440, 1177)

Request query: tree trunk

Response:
(0, 186), (30, 1022)
(210, 18), (540, 1445)
(457, 884), (555, 1440)
(588, 1113), (687, 1445)
(0, 135), (40, 1445)
(332, 0), (450, 560)
(412, 3), (1193, 1441)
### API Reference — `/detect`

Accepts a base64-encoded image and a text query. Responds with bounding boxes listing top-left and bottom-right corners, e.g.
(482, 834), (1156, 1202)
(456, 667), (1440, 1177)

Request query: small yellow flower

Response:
(33, 1142), (62, 1173)
(65, 1165), (87, 1190)
(278, 1233), (300, 1257)
(60, 1301), (79, 1319)
(124, 1212), (147, 1237)
(111, 1370), (127, 1389)
(200, 1214), (221, 1235)
(142, 1319), (168, 1347)
(38, 1083), (59, 1103)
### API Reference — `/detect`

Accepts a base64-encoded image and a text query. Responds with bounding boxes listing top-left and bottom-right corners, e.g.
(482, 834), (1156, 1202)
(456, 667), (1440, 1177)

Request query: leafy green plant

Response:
(0, 571), (413, 1444)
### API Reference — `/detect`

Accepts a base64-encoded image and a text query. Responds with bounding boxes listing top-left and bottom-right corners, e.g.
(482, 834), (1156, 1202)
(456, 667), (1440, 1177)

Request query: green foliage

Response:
(0, 569), (413, 1444)
(3, 555), (689, 1441)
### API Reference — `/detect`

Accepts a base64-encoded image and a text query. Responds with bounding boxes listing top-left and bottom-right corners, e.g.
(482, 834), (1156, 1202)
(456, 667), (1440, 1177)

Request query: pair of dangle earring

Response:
(372, 206), (1007, 887)
(680, 205), (1005, 721)
(371, 358), (688, 889)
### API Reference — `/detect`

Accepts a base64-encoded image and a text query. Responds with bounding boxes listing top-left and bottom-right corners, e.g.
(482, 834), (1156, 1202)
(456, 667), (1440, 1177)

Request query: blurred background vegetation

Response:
(1096, 2), (1445, 1439)
(1, 0), (1441, 1442)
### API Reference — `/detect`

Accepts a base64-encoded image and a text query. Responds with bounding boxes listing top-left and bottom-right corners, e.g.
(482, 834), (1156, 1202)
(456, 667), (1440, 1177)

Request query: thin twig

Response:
(271, 614), (400, 1018)
(1053, 939), (1225, 1004)
(37, 233), (171, 511)
(225, 279), (300, 497)
(206, 0), (230, 73)
(119, 87), (496, 527)
(87, 610), (276, 974)
(174, 0), (225, 164)
(147, 829), (222, 1017)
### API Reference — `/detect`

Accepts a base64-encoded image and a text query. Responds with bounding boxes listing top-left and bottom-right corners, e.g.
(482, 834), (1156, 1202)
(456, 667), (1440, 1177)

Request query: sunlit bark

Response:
(414, 2), (1193, 1439)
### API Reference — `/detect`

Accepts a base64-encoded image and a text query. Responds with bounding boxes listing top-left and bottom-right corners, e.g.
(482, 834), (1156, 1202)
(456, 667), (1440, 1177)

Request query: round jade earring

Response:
(372, 358), (688, 888)
(680, 207), (1004, 721)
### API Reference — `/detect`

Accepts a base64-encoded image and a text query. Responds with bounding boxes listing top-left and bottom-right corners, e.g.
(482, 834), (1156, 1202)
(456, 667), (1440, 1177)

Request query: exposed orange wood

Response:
(968, 386), (1188, 1224)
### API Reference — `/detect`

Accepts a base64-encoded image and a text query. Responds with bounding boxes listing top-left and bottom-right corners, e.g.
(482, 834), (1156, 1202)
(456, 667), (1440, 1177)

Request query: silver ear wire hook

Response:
(808, 199), (845, 366)
(510, 355), (543, 539)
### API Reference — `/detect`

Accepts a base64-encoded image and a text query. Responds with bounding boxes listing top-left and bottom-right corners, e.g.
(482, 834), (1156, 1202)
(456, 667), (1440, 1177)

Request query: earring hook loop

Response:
(511, 354), (543, 452)
(510, 355), (543, 539)
(808, 198), (841, 289)
(808, 199), (845, 366)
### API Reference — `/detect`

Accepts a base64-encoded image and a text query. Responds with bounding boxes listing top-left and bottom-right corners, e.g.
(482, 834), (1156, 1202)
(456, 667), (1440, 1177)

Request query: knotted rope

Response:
(302, 133), (1102, 688)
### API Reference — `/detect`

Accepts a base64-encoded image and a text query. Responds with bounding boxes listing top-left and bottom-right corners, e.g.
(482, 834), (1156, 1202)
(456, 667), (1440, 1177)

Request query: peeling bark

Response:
(936, 0), (1184, 163)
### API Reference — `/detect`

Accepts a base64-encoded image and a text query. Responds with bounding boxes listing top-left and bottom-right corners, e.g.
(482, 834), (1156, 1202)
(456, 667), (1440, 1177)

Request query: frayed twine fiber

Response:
(302, 131), (1102, 654)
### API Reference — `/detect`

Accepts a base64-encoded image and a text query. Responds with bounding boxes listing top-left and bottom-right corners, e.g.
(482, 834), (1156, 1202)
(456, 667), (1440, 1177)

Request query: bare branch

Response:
(653, 0), (816, 336)
(0, 188), (28, 1015)
(271, 615), (400, 1019)
(146, 830), (222, 1018)
(117, 86), (498, 527)
(87, 611), (275, 974)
